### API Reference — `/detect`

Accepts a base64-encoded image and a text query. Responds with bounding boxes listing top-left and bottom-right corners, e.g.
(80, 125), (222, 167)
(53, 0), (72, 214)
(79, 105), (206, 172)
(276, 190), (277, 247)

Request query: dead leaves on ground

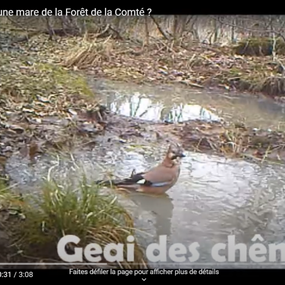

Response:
(171, 120), (285, 163)
(0, 41), (108, 173)
(1, 34), (285, 179)
(57, 36), (285, 97)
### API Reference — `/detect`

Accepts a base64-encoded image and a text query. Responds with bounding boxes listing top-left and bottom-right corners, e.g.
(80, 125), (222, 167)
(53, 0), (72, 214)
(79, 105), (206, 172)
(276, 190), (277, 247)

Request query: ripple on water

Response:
(5, 143), (285, 267)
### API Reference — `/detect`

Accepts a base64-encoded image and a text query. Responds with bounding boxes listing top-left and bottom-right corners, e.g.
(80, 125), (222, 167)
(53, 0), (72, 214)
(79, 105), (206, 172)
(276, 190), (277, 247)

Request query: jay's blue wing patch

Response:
(127, 173), (172, 187)
(118, 172), (171, 187)
(148, 181), (172, 187)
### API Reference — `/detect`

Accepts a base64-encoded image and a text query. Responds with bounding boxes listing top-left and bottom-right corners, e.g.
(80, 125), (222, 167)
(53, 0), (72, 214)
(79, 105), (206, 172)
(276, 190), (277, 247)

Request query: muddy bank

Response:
(105, 113), (285, 164)
(3, 33), (285, 101)
(61, 37), (285, 101)
(2, 98), (285, 183)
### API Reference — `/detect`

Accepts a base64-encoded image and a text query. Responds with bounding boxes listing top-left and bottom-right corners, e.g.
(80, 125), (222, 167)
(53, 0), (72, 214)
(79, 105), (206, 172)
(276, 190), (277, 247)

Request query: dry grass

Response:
(64, 37), (115, 69)
(172, 120), (285, 164)
(260, 76), (285, 97)
(0, 175), (148, 269)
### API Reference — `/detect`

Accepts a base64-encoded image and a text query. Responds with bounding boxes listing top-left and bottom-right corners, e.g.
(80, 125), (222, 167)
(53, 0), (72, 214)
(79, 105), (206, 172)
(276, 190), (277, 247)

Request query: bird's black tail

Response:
(94, 170), (145, 187)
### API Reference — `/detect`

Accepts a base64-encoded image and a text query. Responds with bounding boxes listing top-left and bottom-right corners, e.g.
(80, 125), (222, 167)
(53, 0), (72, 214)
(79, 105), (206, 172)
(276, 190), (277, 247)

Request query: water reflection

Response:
(109, 93), (220, 123)
(91, 78), (285, 130)
(129, 193), (174, 239)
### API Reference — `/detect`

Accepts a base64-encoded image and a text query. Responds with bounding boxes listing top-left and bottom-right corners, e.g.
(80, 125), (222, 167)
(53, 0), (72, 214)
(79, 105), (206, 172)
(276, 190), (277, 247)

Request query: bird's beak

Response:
(179, 153), (186, 158)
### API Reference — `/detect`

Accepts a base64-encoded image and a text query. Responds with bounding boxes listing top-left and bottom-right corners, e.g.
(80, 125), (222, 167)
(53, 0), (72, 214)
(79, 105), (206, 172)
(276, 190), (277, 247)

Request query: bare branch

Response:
(149, 15), (169, 40)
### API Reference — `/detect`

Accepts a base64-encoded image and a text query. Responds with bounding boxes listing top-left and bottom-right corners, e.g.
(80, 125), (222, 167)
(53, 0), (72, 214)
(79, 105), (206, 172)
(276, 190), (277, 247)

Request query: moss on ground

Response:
(0, 53), (94, 101)
(37, 63), (94, 97)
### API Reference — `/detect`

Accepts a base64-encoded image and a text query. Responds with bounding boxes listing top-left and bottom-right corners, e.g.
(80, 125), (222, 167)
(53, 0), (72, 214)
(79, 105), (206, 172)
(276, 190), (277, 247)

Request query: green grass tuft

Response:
(2, 175), (147, 268)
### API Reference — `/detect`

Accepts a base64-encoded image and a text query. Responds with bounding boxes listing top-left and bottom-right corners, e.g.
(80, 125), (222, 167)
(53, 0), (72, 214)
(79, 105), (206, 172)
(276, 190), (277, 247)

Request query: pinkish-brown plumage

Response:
(96, 144), (185, 195)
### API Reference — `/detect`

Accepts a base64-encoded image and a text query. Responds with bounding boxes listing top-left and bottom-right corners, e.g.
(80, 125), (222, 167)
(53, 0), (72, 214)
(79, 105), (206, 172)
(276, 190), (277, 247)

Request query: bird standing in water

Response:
(96, 144), (185, 195)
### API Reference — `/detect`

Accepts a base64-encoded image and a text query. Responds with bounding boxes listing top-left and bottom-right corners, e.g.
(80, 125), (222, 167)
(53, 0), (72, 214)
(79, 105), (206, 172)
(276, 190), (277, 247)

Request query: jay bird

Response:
(96, 144), (185, 195)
